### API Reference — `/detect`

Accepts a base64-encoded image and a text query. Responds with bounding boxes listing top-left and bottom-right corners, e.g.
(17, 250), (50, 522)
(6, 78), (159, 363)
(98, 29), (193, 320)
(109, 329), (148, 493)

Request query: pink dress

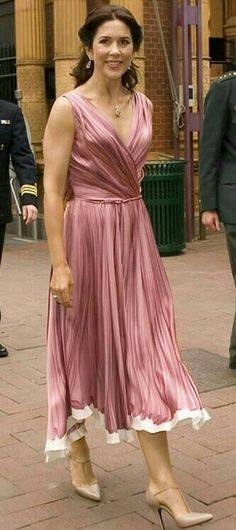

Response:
(45, 90), (209, 461)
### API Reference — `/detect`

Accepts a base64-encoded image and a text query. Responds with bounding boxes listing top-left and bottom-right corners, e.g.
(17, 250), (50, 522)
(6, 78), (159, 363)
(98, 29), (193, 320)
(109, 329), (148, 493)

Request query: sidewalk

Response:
(0, 231), (235, 530)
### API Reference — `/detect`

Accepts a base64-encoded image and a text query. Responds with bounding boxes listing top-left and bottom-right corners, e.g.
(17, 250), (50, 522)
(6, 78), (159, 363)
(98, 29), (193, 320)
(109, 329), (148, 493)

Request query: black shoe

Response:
(0, 344), (8, 358)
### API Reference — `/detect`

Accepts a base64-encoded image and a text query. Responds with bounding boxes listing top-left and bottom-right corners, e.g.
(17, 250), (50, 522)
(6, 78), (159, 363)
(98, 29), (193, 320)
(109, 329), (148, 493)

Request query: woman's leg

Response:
(69, 423), (101, 501)
(70, 435), (97, 485)
(138, 431), (175, 487)
(138, 430), (212, 527)
(138, 430), (190, 514)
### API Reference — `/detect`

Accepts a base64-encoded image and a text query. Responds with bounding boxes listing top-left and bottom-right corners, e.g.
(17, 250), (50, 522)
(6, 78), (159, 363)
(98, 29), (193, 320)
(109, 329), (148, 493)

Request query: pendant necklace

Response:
(114, 105), (122, 118)
(114, 92), (132, 118)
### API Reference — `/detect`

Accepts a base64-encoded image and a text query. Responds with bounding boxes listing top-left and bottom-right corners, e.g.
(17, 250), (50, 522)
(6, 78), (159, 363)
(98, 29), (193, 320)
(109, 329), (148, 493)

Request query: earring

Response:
(86, 59), (92, 70)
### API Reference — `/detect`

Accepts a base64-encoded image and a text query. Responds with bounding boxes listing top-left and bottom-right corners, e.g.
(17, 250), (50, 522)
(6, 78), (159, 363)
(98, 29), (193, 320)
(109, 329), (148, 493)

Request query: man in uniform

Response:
(199, 70), (236, 369)
(0, 98), (38, 357)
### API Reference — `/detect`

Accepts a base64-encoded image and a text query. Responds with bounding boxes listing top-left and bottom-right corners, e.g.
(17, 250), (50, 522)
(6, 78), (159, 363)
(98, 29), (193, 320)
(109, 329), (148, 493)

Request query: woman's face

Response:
(87, 19), (134, 80)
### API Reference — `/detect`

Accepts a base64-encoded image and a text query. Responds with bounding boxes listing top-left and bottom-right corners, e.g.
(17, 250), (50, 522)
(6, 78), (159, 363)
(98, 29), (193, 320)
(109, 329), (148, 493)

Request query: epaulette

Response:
(219, 71), (236, 82)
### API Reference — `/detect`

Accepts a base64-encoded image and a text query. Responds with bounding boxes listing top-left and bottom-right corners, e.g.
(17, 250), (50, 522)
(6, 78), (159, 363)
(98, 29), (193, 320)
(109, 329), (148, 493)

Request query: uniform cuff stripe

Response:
(21, 184), (37, 191)
(20, 185), (38, 196)
(21, 189), (38, 197)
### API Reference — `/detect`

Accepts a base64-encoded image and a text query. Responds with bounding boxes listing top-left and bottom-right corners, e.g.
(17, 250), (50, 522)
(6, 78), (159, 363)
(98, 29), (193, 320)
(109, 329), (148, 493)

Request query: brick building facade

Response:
(144, 0), (173, 155)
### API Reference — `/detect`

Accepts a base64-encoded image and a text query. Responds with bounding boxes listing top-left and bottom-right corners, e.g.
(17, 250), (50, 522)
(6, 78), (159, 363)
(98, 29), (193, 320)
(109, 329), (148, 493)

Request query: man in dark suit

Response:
(199, 70), (236, 369)
(0, 98), (38, 357)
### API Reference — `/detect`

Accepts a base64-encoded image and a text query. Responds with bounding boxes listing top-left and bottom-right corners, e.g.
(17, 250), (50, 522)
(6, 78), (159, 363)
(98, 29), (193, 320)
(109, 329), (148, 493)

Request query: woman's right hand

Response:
(50, 264), (74, 307)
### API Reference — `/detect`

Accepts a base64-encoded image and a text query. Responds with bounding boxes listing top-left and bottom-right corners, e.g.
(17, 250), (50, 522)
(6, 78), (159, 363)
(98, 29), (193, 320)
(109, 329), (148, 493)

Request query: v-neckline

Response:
(74, 90), (137, 149)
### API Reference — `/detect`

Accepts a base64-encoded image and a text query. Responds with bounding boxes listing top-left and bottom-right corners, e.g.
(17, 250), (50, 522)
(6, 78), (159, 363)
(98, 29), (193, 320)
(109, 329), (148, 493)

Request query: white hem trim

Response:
(45, 406), (210, 462)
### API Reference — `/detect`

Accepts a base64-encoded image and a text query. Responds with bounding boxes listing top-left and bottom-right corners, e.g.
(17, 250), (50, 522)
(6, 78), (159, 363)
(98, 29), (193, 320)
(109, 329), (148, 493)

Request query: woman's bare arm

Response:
(43, 96), (74, 306)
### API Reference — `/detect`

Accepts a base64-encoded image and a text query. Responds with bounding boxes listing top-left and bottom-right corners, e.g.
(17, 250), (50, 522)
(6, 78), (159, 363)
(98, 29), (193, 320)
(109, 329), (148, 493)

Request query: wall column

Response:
(115, 0), (145, 91)
(54, 0), (87, 97)
(15, 0), (48, 157)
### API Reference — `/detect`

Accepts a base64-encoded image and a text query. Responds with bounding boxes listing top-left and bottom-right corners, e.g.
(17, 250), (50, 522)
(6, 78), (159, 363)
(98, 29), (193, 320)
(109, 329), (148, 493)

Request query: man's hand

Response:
(22, 205), (38, 225)
(201, 210), (220, 232)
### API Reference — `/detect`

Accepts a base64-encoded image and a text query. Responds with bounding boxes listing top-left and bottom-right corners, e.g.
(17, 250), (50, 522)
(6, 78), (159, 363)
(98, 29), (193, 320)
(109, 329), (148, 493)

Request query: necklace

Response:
(80, 84), (132, 118)
(114, 105), (122, 118)
(114, 92), (132, 118)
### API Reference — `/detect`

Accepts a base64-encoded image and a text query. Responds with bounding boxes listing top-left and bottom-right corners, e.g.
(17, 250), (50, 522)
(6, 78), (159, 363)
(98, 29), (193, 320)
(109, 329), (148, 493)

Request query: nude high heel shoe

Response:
(69, 453), (101, 501)
(145, 487), (213, 529)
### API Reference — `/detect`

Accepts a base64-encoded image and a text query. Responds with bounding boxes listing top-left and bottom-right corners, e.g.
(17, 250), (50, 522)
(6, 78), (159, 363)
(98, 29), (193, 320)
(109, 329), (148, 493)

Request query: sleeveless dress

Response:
(45, 90), (209, 462)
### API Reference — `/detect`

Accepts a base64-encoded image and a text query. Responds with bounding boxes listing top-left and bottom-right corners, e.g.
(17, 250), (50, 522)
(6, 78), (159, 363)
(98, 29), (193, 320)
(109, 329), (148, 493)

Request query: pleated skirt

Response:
(45, 198), (209, 461)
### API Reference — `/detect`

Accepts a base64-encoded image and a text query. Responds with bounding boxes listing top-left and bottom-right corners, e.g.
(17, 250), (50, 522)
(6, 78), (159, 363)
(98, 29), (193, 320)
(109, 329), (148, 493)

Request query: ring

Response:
(52, 294), (58, 300)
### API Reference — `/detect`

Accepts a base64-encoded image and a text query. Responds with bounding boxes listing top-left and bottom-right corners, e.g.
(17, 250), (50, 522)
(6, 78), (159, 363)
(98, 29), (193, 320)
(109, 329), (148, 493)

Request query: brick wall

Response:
(143, 0), (174, 155)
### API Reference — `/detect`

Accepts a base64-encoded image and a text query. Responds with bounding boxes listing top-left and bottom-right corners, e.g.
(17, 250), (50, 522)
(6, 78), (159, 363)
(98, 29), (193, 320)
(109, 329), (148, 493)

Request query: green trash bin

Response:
(142, 159), (186, 255)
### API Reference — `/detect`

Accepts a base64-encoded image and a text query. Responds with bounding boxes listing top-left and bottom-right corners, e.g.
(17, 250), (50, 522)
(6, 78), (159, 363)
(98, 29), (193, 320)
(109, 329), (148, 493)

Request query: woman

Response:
(43, 4), (212, 529)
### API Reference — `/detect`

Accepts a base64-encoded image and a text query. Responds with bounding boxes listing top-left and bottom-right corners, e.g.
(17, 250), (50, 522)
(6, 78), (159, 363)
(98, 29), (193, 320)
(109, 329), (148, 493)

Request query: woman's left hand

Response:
(50, 264), (74, 307)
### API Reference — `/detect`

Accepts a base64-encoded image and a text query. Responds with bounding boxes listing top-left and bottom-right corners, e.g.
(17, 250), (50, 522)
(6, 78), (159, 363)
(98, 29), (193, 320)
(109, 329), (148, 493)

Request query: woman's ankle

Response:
(148, 476), (177, 494)
(148, 480), (190, 515)
(70, 436), (89, 459)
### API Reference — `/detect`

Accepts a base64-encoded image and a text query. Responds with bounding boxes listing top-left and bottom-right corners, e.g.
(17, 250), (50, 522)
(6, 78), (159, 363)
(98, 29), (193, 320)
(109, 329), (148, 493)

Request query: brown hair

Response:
(72, 4), (143, 91)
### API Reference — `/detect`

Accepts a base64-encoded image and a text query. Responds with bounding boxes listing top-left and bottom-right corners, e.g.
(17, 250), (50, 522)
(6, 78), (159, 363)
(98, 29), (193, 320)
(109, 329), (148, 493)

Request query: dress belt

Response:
(72, 194), (142, 205)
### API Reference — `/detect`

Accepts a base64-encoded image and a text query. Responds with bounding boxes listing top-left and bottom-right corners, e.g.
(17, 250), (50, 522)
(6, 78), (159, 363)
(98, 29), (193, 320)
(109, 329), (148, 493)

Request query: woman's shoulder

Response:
(46, 95), (74, 131)
(61, 89), (80, 103)
(61, 89), (86, 115)
(134, 90), (153, 111)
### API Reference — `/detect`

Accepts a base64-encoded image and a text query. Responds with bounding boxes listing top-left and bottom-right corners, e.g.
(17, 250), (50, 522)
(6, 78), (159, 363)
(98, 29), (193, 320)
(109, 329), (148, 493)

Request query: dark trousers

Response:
(0, 224), (6, 265)
(224, 224), (236, 365)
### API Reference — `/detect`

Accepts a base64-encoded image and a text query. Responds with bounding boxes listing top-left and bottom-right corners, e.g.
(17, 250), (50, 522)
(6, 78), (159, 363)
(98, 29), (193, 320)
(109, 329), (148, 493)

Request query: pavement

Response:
(0, 230), (236, 530)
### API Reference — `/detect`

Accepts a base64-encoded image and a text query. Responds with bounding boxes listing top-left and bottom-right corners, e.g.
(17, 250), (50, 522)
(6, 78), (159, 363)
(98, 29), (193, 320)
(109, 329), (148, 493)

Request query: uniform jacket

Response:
(199, 71), (236, 224)
(0, 99), (38, 226)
